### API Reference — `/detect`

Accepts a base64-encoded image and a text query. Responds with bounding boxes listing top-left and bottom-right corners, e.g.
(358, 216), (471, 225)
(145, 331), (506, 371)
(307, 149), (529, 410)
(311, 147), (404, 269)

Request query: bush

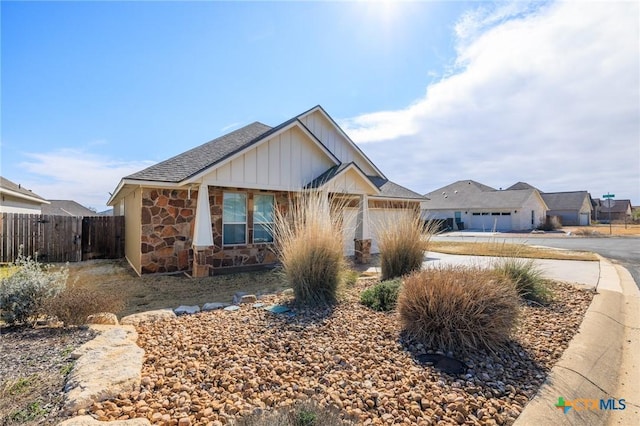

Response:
(375, 209), (434, 280)
(398, 266), (519, 352)
(235, 399), (349, 426)
(493, 257), (551, 303)
(0, 252), (67, 326)
(44, 282), (125, 326)
(360, 279), (402, 311)
(341, 269), (360, 287)
(273, 191), (348, 306)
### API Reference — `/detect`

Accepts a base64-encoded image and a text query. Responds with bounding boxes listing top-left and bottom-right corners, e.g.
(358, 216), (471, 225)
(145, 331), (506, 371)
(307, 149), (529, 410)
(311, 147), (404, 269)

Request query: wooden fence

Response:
(0, 213), (124, 263)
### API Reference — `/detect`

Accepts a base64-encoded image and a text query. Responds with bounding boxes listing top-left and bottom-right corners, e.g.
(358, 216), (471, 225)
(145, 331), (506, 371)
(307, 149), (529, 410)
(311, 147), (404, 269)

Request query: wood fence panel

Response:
(0, 213), (123, 263)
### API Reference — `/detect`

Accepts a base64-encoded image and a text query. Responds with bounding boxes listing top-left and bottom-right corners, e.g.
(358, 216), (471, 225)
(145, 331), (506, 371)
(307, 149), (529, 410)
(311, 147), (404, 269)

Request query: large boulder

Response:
(120, 309), (176, 326)
(58, 415), (150, 425)
(64, 325), (144, 414)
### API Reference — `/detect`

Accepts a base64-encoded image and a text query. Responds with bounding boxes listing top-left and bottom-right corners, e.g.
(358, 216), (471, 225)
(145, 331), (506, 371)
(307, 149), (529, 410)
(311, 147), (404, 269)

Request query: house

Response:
(107, 105), (424, 276)
(42, 200), (99, 217)
(0, 176), (50, 214)
(421, 180), (548, 232)
(506, 183), (592, 226)
(539, 191), (592, 226)
(593, 198), (633, 222)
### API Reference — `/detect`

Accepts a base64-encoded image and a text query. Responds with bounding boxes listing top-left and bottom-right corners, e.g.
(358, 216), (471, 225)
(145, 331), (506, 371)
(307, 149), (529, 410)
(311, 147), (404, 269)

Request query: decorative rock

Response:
(240, 294), (257, 304)
(224, 305), (240, 312)
(120, 309), (176, 326)
(202, 302), (228, 311)
(232, 292), (248, 304)
(252, 303), (265, 308)
(86, 312), (119, 326)
(174, 305), (200, 315)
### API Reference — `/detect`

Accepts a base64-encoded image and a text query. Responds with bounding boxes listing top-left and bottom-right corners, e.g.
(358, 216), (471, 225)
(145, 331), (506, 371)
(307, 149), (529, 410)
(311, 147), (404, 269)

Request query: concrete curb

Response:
(514, 258), (640, 425)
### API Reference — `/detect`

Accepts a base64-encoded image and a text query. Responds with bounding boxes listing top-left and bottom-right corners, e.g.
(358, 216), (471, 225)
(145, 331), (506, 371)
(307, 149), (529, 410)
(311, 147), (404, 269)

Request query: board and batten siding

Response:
(203, 126), (335, 190)
(123, 186), (142, 275)
(299, 110), (378, 176)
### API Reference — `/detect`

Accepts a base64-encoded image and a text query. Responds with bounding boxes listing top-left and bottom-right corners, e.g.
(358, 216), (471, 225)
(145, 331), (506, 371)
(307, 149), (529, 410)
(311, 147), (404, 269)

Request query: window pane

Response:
(223, 193), (246, 223)
(253, 223), (273, 243)
(223, 224), (246, 245)
(254, 194), (274, 224)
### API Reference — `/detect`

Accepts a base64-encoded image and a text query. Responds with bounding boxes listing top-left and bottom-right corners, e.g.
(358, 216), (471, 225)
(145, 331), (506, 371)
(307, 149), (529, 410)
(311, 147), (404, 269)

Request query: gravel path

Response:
(83, 280), (592, 425)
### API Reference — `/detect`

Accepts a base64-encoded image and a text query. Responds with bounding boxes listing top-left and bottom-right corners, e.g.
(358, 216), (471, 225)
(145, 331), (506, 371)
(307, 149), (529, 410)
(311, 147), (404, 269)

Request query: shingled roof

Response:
(0, 176), (48, 203)
(126, 122), (273, 182)
(423, 180), (543, 209)
(540, 191), (591, 211)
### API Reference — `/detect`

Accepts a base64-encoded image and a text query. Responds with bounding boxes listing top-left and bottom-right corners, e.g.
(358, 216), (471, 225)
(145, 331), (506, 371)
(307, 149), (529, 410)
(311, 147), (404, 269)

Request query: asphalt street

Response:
(431, 234), (640, 289)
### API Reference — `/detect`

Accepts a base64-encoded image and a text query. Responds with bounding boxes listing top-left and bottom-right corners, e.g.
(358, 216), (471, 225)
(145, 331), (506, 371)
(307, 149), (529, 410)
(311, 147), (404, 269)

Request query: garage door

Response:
(579, 213), (590, 225)
(470, 213), (512, 231)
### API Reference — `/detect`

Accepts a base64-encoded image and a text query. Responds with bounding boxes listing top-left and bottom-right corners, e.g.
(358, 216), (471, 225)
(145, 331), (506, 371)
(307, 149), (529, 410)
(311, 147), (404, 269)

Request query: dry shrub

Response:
(45, 282), (125, 326)
(273, 191), (349, 306)
(398, 266), (519, 352)
(375, 208), (434, 280)
(235, 399), (350, 426)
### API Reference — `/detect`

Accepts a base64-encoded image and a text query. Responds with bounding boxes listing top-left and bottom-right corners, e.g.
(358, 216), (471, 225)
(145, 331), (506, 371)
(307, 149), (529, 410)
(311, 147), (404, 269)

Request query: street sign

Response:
(603, 194), (615, 198)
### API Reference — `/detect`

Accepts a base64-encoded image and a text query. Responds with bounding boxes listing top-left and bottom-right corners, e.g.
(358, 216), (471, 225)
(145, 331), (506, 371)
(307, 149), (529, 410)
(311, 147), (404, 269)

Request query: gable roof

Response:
(42, 200), (98, 216)
(540, 191), (591, 211)
(424, 180), (497, 198)
(507, 182), (539, 191)
(297, 105), (386, 179)
(0, 176), (49, 205)
(597, 198), (632, 213)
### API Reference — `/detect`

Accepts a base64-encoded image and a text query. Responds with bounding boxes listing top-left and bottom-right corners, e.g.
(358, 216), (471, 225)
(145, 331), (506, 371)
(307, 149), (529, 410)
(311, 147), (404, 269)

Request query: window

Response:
(253, 194), (274, 243)
(223, 193), (246, 245)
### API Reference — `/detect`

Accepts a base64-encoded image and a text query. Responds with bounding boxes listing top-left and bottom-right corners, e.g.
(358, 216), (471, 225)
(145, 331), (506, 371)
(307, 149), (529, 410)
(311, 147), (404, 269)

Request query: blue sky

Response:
(2, 1), (638, 212)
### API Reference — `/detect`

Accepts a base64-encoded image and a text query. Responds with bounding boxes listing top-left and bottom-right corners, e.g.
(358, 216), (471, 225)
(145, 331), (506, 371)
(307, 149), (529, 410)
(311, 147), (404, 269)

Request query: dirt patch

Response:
(66, 260), (292, 318)
(0, 327), (96, 425)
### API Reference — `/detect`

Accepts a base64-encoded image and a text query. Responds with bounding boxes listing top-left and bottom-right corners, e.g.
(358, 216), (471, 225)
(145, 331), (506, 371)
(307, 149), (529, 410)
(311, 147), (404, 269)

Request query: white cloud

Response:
(19, 149), (154, 211)
(340, 1), (640, 201)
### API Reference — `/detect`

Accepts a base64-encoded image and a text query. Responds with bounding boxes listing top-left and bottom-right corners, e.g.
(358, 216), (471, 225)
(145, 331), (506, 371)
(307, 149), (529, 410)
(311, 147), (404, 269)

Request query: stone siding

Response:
(140, 189), (195, 274)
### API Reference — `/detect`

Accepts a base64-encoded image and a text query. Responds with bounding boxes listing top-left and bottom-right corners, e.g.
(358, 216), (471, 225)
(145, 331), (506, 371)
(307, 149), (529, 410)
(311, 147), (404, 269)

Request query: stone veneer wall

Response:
(195, 188), (289, 276)
(140, 188), (195, 274)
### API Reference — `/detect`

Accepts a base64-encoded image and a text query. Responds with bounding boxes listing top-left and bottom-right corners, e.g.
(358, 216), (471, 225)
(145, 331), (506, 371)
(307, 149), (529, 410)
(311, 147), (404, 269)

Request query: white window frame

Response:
(222, 192), (247, 246)
(253, 193), (275, 244)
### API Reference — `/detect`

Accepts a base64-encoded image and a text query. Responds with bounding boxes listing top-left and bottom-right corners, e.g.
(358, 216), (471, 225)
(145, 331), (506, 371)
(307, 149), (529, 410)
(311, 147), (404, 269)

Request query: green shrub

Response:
(44, 282), (125, 326)
(273, 191), (348, 306)
(375, 209), (434, 280)
(235, 399), (349, 426)
(398, 266), (519, 352)
(0, 252), (67, 326)
(360, 279), (402, 311)
(493, 257), (552, 303)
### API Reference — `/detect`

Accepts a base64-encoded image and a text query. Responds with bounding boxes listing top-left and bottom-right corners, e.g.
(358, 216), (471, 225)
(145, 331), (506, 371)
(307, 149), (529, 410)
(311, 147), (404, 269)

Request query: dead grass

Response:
(429, 241), (597, 261)
(65, 259), (290, 318)
(563, 224), (640, 236)
(398, 266), (519, 353)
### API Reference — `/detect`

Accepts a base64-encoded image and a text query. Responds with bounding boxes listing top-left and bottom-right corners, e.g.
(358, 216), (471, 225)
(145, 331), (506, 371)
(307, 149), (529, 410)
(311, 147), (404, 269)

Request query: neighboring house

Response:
(42, 200), (99, 217)
(421, 180), (548, 232)
(538, 191), (592, 226)
(107, 105), (424, 276)
(0, 176), (50, 214)
(506, 182), (592, 226)
(593, 198), (633, 222)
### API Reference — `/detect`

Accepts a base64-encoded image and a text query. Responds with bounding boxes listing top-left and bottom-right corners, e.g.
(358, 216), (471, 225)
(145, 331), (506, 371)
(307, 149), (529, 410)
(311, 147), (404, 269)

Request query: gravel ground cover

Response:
(0, 327), (96, 425)
(82, 279), (593, 426)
